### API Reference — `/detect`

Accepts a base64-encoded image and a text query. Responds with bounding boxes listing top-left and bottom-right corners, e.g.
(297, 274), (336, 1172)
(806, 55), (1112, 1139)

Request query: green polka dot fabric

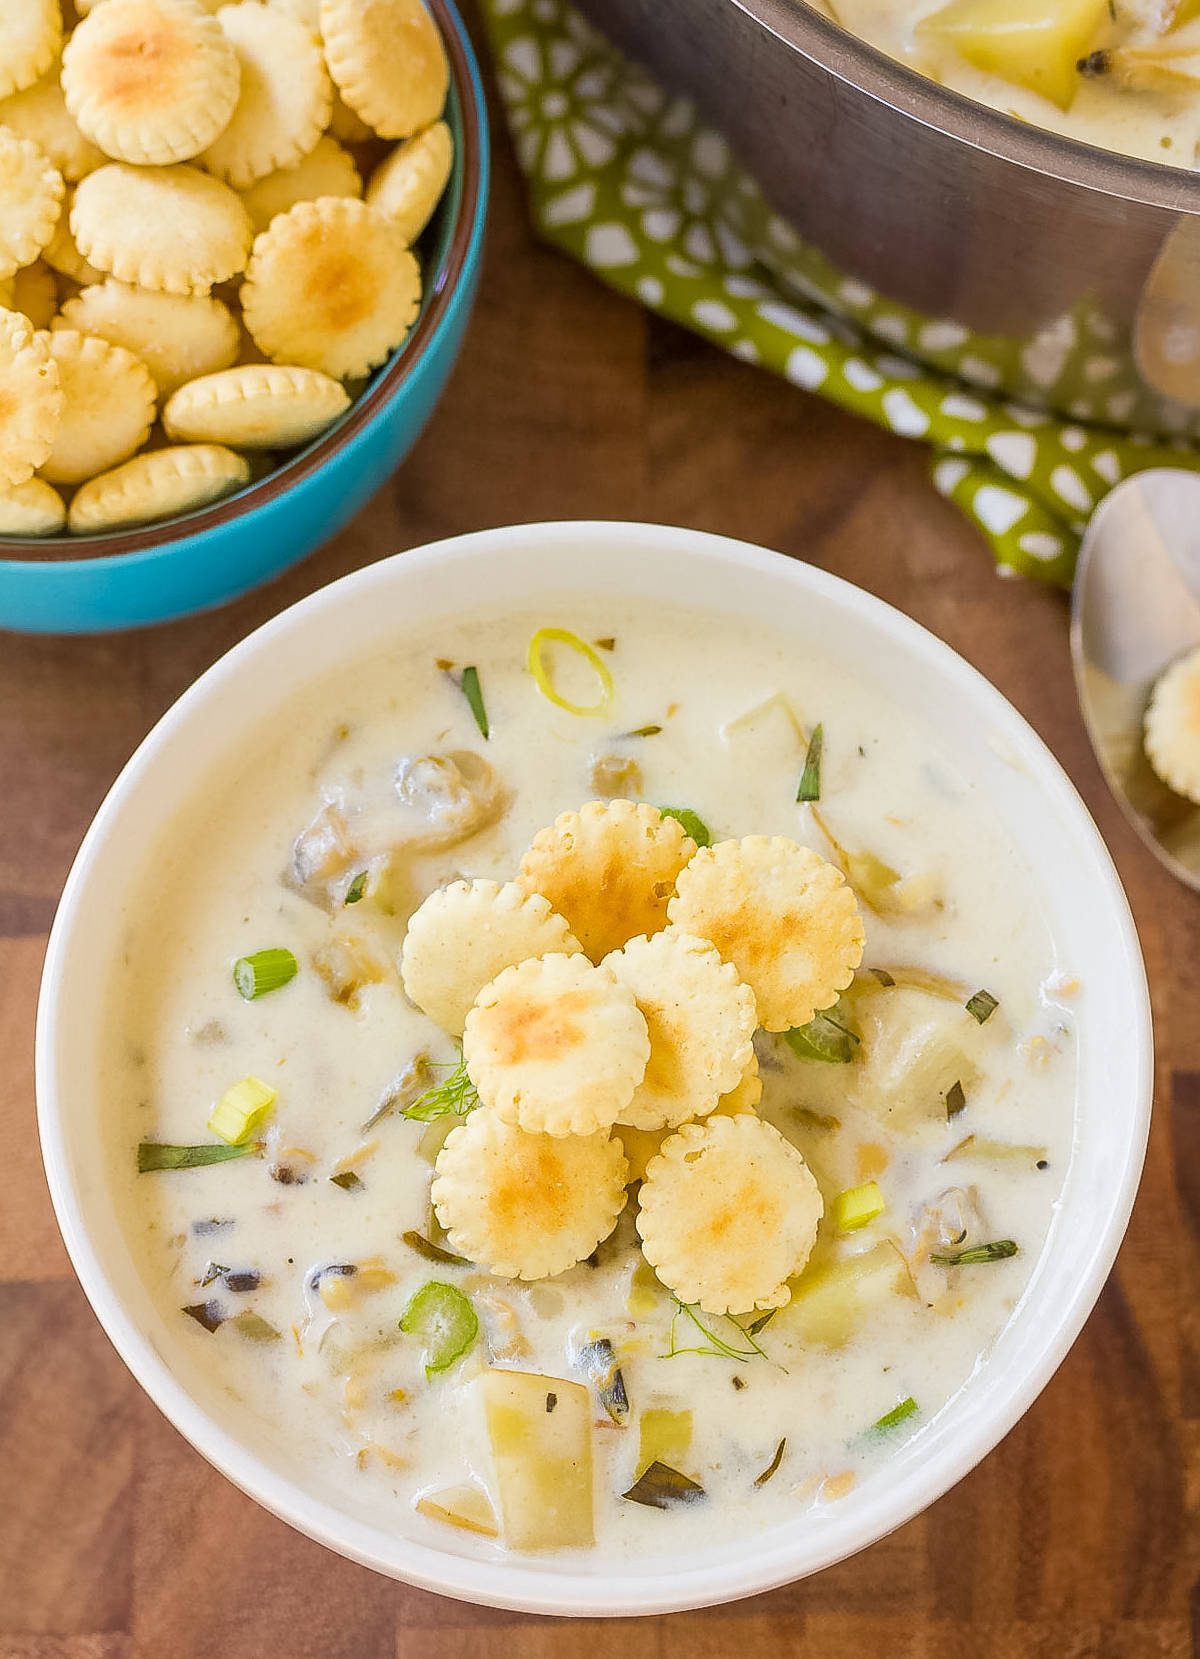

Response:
(481, 0), (1200, 587)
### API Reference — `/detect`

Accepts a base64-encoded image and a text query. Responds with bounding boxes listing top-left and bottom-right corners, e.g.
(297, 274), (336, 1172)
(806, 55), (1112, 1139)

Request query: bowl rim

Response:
(0, 0), (486, 567)
(35, 520), (1154, 1616)
(746, 0), (1200, 209)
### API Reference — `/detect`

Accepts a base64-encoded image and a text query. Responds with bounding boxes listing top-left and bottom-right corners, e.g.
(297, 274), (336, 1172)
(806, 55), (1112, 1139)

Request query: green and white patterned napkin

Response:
(481, 0), (1200, 587)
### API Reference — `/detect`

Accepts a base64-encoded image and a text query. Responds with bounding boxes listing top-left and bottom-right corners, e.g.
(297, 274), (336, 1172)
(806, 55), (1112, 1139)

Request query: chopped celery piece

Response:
(232, 948), (298, 1000)
(459, 665), (489, 739)
(207, 1075), (277, 1145)
(917, 0), (1109, 110)
(931, 1239), (1019, 1265)
(832, 1180), (885, 1232)
(870, 1396), (918, 1433)
(416, 1484), (499, 1538)
(627, 1256), (661, 1317)
(658, 806), (712, 848)
(230, 1311), (280, 1342)
(796, 722), (823, 803)
(399, 1280), (478, 1377)
(637, 1408), (692, 1477)
(138, 1141), (258, 1172)
(786, 1240), (915, 1348)
(784, 1002), (860, 1063)
(528, 626), (614, 717)
(623, 1461), (705, 1509)
(479, 1369), (595, 1549)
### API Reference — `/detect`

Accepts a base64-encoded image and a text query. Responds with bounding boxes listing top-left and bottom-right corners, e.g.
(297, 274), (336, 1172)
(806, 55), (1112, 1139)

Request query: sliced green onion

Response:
(870, 1396), (918, 1433)
(460, 666), (489, 739)
(966, 989), (999, 1024)
(401, 1230), (468, 1265)
(233, 948), (298, 1001)
(659, 806), (711, 848)
(945, 1078), (967, 1118)
(402, 1047), (479, 1120)
(753, 1438), (787, 1487)
(784, 1004), (860, 1064)
(796, 722), (824, 803)
(622, 1461), (706, 1509)
(207, 1075), (277, 1146)
(138, 1140), (260, 1172)
(528, 626), (615, 717)
(832, 1180), (885, 1232)
(399, 1280), (479, 1378)
(344, 870), (367, 905)
(930, 1239), (1019, 1265)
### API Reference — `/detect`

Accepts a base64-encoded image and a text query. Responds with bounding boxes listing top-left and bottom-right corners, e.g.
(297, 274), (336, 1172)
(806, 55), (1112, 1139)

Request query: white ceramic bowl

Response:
(36, 521), (1152, 1616)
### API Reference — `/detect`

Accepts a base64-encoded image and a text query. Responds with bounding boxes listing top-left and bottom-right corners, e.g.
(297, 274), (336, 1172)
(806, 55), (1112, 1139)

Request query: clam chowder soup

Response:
(108, 602), (1077, 1559)
(813, 1), (1200, 168)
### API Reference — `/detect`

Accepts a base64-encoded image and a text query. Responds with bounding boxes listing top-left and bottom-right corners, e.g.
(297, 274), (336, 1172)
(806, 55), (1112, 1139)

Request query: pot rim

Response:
(739, 0), (1200, 210)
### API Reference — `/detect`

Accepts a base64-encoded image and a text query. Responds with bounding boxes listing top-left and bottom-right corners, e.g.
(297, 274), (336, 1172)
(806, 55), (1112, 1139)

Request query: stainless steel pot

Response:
(579, 0), (1200, 435)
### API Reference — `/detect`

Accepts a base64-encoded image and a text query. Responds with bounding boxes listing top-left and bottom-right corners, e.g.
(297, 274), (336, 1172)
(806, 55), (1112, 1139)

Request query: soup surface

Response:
(812, 0), (1200, 167)
(107, 599), (1078, 1560)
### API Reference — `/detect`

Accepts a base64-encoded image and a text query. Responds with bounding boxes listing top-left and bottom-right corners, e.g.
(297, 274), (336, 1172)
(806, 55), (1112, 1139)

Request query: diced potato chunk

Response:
(637, 1408), (693, 1477)
(918, 0), (1110, 109)
(785, 1240), (915, 1348)
(853, 987), (982, 1126)
(416, 1483), (500, 1538)
(478, 1369), (594, 1551)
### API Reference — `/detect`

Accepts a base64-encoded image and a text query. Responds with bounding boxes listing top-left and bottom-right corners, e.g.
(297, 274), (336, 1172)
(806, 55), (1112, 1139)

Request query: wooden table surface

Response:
(2, 28), (1196, 1658)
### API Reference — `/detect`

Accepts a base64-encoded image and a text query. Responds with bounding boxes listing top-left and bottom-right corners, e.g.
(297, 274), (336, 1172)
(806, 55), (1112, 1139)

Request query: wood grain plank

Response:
(0, 1283), (135, 1633)
(0, 937), (70, 1281)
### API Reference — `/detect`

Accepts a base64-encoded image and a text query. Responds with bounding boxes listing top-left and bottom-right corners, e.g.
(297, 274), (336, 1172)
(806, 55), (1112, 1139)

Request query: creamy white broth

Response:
(105, 599), (1076, 1561)
(813, 1), (1200, 168)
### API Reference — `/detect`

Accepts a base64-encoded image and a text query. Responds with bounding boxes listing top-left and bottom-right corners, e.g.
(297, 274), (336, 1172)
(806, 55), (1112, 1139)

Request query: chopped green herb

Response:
(401, 1046), (480, 1121)
(182, 1300), (225, 1331)
(138, 1140), (260, 1172)
(577, 1336), (630, 1422)
(595, 637), (615, 651)
(623, 724), (662, 738)
(931, 1240), (1019, 1265)
(344, 870), (368, 905)
(622, 1461), (706, 1509)
(232, 948), (298, 1001)
(208, 1075), (276, 1145)
(796, 1107), (841, 1131)
(754, 1438), (787, 1487)
(870, 1396), (919, 1433)
(866, 967), (896, 987)
(460, 665), (489, 739)
(199, 1261), (230, 1286)
(330, 1171), (363, 1192)
(546, 1392), (557, 1413)
(796, 722), (824, 803)
(745, 1309), (777, 1336)
(230, 1311), (281, 1342)
(666, 1299), (784, 1369)
(401, 1229), (468, 1265)
(945, 1079), (967, 1119)
(731, 1375), (747, 1391)
(400, 1280), (479, 1378)
(658, 806), (712, 848)
(784, 1003), (860, 1064)
(966, 989), (999, 1024)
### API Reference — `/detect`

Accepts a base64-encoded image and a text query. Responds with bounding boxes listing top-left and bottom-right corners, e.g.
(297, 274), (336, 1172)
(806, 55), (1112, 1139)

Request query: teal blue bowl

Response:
(0, 0), (488, 635)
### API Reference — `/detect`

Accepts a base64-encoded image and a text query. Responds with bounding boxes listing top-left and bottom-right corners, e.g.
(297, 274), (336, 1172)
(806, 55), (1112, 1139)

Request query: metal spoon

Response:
(1071, 466), (1200, 890)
